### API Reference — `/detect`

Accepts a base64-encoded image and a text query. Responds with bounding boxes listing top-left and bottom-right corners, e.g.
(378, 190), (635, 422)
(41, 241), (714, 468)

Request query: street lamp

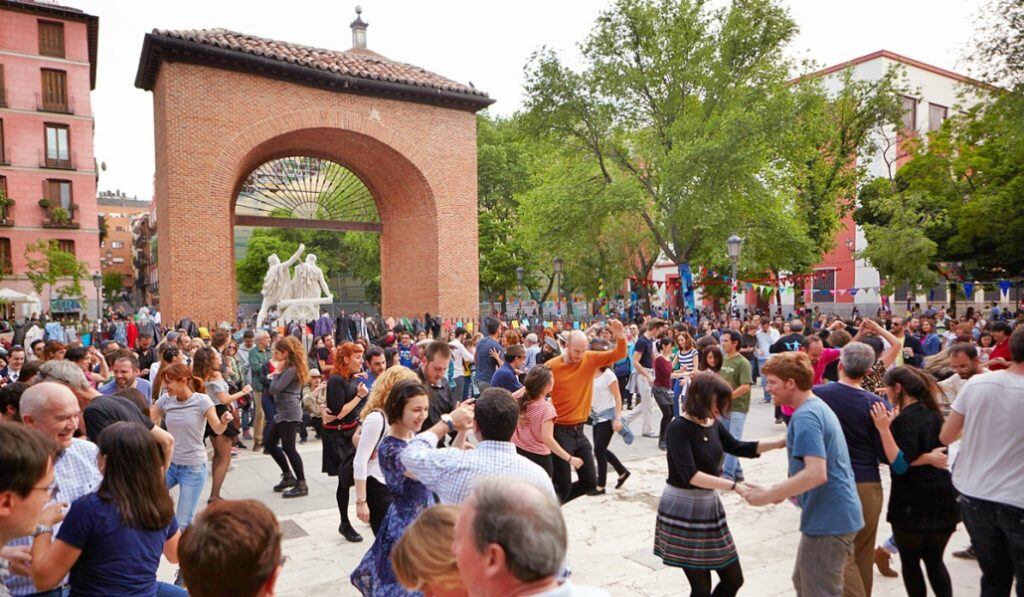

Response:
(726, 235), (743, 315)
(516, 266), (525, 318)
(91, 272), (103, 324)
(553, 257), (563, 319)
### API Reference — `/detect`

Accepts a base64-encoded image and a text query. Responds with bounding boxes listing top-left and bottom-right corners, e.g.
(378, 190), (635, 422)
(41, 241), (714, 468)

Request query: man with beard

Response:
(98, 355), (152, 404)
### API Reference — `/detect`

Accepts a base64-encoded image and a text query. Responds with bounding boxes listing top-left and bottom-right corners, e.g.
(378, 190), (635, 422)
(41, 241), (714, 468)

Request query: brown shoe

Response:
(252, 442), (263, 452)
(874, 546), (899, 578)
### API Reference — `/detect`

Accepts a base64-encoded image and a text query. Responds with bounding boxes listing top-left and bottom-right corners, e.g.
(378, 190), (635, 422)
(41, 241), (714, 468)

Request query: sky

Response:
(79, 0), (984, 200)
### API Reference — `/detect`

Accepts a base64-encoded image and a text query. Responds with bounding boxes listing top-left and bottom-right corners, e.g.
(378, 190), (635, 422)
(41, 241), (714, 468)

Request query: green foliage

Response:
(102, 271), (124, 300)
(24, 239), (89, 299)
(236, 232), (293, 295)
(49, 207), (70, 223)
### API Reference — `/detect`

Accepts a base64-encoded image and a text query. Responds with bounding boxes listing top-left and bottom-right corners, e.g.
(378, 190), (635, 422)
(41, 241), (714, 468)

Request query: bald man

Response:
(547, 320), (626, 503)
(5, 383), (102, 595)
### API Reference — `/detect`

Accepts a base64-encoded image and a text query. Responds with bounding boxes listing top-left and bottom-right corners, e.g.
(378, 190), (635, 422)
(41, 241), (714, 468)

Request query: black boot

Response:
(282, 480), (308, 498)
(339, 522), (364, 543)
(273, 472), (296, 493)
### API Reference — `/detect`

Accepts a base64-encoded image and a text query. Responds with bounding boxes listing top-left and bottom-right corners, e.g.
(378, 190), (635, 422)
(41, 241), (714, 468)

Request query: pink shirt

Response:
(781, 347), (840, 416)
(512, 398), (557, 455)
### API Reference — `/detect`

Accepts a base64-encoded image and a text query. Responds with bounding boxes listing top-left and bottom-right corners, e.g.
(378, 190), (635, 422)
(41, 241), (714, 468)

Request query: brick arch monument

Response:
(135, 18), (492, 324)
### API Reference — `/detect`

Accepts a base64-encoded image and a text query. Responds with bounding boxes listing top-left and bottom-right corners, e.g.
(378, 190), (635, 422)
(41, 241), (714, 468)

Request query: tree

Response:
(102, 271), (124, 301)
(24, 240), (89, 301)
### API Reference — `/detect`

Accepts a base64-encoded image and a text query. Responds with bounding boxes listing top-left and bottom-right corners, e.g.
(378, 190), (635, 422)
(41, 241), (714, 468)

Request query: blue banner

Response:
(679, 263), (697, 326)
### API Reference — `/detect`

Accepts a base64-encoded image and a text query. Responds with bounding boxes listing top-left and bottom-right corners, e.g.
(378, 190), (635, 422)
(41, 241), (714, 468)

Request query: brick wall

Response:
(151, 62), (480, 324)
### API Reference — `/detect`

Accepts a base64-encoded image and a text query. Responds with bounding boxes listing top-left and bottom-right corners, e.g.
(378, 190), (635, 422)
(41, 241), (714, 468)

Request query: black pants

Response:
(366, 476), (392, 536)
(592, 420), (627, 487)
(265, 420), (305, 481)
(617, 372), (632, 409)
(892, 528), (954, 597)
(682, 560), (744, 597)
(516, 447), (554, 478)
(959, 495), (1024, 597)
(551, 423), (597, 504)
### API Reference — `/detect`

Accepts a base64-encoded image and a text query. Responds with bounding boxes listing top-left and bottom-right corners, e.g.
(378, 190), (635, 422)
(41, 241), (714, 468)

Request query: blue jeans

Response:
(959, 495), (1024, 596)
(165, 462), (208, 527)
(156, 582), (188, 596)
(722, 411), (748, 480)
(758, 357), (772, 402)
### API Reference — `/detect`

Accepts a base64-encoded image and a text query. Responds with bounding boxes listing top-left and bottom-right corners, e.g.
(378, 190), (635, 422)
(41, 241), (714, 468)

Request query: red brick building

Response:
(0, 0), (100, 314)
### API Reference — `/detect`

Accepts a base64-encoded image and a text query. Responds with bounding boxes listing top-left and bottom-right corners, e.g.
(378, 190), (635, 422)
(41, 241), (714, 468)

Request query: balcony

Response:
(0, 198), (15, 227)
(38, 199), (80, 229)
(35, 92), (75, 115)
(38, 150), (76, 171)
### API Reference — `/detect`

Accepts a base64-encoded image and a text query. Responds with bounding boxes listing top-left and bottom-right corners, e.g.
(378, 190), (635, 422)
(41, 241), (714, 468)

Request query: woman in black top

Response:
(322, 342), (369, 543)
(871, 366), (958, 597)
(654, 373), (785, 597)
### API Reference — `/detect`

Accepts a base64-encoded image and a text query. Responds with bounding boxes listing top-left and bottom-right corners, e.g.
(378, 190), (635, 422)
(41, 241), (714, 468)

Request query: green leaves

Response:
(23, 239), (89, 300)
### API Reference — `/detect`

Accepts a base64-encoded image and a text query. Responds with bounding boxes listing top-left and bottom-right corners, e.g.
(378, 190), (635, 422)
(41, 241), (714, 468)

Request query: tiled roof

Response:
(152, 28), (490, 100)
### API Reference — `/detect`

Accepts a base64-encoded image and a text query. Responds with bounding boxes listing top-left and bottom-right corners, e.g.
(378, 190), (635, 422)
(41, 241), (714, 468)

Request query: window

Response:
(928, 103), (948, 132)
(0, 176), (7, 219)
(114, 226), (125, 232)
(40, 69), (68, 112)
(112, 257), (124, 264)
(0, 119), (6, 164)
(812, 269), (835, 303)
(44, 124), (70, 168)
(901, 96), (917, 132)
(0, 238), (10, 274)
(57, 239), (74, 255)
(45, 179), (73, 217)
(0, 64), (6, 107)
(38, 21), (65, 58)
(111, 241), (124, 249)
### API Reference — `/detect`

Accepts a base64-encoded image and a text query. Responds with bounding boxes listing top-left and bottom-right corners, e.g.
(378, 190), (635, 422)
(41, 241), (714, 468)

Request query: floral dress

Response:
(350, 435), (436, 596)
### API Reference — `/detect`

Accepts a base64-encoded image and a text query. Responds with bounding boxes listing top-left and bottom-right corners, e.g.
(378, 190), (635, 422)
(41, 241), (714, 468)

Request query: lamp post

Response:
(91, 272), (103, 324)
(726, 235), (743, 316)
(553, 257), (563, 320)
(516, 266), (525, 319)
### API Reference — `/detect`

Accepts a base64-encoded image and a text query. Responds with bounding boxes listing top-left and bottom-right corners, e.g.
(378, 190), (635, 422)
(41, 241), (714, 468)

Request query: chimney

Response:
(350, 6), (368, 49)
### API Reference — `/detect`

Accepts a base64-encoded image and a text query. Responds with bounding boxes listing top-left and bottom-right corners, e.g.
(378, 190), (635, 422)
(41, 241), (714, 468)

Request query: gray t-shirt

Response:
(156, 392), (215, 466)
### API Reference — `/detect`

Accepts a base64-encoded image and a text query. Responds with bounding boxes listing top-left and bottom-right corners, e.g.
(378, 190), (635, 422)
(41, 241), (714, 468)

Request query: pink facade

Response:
(0, 1), (99, 314)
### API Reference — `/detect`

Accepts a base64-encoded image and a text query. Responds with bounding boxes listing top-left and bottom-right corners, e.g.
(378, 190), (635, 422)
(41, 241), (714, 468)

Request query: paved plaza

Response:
(156, 388), (981, 596)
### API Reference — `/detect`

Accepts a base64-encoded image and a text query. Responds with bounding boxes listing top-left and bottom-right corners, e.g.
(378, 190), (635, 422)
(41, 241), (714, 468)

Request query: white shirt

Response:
(353, 410), (386, 484)
(938, 374), (967, 407)
(951, 369), (1024, 509)
(755, 328), (780, 358)
(449, 340), (473, 377)
(591, 369), (618, 414)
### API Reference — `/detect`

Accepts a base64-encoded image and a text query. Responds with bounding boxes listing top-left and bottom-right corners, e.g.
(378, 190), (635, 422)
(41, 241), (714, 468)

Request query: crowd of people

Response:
(0, 299), (1022, 596)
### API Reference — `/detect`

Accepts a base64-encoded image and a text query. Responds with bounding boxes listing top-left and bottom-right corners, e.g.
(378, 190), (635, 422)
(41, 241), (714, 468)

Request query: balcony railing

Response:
(0, 198), (15, 226)
(38, 150), (76, 170)
(35, 92), (75, 115)
(39, 200), (80, 229)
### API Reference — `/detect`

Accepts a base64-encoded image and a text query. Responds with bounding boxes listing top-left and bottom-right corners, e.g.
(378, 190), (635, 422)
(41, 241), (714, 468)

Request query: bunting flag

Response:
(835, 289), (846, 296)
(999, 280), (1012, 295)
(848, 288), (859, 296)
(964, 282), (975, 297)
(511, 320), (520, 329)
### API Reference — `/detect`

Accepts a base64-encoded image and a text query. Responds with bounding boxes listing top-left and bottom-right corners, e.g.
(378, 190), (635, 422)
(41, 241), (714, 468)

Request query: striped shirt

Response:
(512, 398), (557, 455)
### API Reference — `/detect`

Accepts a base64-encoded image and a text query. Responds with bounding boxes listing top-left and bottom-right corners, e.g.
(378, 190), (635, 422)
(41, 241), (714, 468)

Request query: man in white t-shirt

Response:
(448, 328), (475, 402)
(755, 317), (780, 404)
(940, 326), (1024, 592)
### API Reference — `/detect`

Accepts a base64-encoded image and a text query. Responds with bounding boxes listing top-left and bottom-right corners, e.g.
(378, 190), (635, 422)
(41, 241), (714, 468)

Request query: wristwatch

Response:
(31, 524), (53, 537)
(440, 413), (455, 434)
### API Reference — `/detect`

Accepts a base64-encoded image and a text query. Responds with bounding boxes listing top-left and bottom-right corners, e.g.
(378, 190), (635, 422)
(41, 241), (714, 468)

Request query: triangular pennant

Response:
(848, 288), (859, 296)
(999, 280), (1012, 294)
(963, 282), (975, 297)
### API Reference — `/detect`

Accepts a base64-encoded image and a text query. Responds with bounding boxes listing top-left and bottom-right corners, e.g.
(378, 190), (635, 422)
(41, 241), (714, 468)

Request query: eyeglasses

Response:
(32, 482), (59, 498)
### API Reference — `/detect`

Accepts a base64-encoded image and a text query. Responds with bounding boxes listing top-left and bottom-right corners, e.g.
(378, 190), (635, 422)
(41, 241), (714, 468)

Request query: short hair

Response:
(839, 342), (876, 379)
(828, 329), (852, 348)
(647, 318), (667, 332)
(422, 340), (451, 362)
(453, 328), (470, 340)
(112, 353), (140, 370)
(36, 360), (91, 392)
(762, 352), (814, 391)
(253, 330), (270, 340)
(788, 319), (805, 333)
(30, 339), (45, 351)
(947, 343), (978, 360)
(469, 477), (565, 582)
(684, 372), (733, 419)
(0, 421), (58, 496)
(383, 379), (430, 423)
(242, 330), (255, 340)
(990, 320), (1013, 335)
(0, 382), (27, 422)
(392, 505), (461, 592)
(719, 329), (741, 345)
(64, 345), (89, 363)
(1011, 326), (1024, 364)
(800, 335), (823, 350)
(475, 387), (519, 441)
(18, 360), (41, 384)
(179, 499), (282, 597)
(364, 345), (384, 361)
(484, 317), (500, 336)
(525, 333), (539, 344)
(504, 344), (526, 360)
(7, 346), (25, 358)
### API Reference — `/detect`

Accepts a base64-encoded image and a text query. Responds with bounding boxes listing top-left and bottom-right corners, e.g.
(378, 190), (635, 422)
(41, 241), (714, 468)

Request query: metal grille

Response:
(236, 156), (378, 223)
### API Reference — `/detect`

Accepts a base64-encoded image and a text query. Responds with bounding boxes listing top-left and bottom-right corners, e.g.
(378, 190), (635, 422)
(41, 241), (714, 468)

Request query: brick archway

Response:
(136, 27), (492, 325)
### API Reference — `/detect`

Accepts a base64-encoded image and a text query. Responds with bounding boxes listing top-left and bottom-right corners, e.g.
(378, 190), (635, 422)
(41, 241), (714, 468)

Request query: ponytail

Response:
(157, 363), (206, 396)
(882, 366), (941, 412)
(521, 365), (552, 416)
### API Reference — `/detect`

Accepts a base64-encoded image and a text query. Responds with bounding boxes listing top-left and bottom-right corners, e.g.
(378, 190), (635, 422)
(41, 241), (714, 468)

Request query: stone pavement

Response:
(158, 390), (982, 595)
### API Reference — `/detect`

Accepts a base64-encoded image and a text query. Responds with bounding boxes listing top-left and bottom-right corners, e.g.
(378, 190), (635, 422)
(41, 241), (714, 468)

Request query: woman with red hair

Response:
(323, 341), (369, 542)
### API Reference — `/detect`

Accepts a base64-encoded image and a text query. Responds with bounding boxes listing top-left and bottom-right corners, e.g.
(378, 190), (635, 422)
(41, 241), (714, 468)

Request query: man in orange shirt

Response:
(548, 319), (627, 502)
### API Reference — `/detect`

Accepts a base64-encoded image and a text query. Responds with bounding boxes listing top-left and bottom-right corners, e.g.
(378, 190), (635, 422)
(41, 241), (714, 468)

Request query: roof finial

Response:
(350, 5), (368, 49)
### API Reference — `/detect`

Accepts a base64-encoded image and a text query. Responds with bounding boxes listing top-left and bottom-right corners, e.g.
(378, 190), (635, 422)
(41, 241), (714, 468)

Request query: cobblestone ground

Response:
(158, 389), (982, 595)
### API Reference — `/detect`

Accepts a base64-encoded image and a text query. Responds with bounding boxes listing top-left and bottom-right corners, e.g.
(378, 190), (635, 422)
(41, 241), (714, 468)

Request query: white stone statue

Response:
(277, 253), (334, 325)
(255, 243), (305, 329)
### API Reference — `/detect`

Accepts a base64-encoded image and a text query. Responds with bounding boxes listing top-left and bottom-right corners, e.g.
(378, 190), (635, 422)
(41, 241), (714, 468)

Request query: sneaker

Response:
(243, 430), (253, 440)
(952, 546), (976, 560)
(774, 418), (783, 424)
(252, 442), (263, 452)
(642, 432), (659, 438)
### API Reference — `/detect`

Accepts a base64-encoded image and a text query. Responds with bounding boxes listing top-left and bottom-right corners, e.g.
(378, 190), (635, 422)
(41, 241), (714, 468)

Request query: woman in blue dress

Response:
(351, 379), (444, 596)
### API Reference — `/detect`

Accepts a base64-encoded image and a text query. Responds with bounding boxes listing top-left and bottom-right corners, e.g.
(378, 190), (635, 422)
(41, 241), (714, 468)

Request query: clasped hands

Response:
(734, 482), (783, 507)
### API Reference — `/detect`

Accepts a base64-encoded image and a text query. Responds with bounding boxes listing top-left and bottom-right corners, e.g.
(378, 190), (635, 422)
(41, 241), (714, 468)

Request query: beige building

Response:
(97, 190), (150, 298)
